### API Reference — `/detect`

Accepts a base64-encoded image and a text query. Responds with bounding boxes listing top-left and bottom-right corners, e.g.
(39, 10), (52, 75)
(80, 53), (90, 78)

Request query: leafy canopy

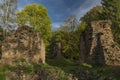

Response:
(17, 4), (52, 42)
(80, 6), (104, 24)
(102, 0), (120, 44)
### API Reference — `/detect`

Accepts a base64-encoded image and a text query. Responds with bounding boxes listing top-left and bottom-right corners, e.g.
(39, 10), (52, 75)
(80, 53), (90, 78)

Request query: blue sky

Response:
(18, 0), (101, 28)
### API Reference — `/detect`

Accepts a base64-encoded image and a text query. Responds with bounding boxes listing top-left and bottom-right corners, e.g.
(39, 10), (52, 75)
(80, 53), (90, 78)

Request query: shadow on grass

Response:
(46, 58), (120, 80)
(46, 58), (79, 73)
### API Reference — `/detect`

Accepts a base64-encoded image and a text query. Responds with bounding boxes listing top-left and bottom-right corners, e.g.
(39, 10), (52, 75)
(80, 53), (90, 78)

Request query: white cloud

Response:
(52, 22), (62, 30)
(18, 7), (23, 11)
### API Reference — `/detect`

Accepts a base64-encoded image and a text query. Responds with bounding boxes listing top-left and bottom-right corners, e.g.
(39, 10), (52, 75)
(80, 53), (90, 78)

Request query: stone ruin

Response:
(53, 41), (63, 59)
(80, 20), (120, 66)
(1, 26), (45, 64)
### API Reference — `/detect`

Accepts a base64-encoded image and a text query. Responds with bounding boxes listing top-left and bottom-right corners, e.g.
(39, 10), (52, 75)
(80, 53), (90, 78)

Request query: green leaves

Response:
(17, 4), (52, 44)
(102, 0), (120, 44)
(77, 22), (87, 34)
(81, 6), (104, 24)
(51, 16), (81, 59)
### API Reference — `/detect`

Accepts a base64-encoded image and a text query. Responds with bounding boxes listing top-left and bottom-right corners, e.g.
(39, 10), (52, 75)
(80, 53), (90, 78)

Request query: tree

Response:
(17, 4), (52, 44)
(48, 31), (63, 59)
(76, 21), (87, 35)
(102, 0), (120, 44)
(80, 6), (104, 24)
(0, 0), (17, 37)
(54, 16), (80, 60)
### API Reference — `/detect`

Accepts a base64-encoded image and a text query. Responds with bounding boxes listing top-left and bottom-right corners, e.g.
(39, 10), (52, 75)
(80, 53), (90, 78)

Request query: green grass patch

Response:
(46, 58), (79, 72)
(0, 64), (9, 80)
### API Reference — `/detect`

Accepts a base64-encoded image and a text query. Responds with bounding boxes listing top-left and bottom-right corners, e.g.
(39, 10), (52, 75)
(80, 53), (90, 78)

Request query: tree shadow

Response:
(91, 32), (105, 66)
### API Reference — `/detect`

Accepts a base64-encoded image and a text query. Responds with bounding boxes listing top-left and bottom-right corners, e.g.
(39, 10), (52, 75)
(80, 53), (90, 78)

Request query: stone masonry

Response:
(80, 20), (120, 66)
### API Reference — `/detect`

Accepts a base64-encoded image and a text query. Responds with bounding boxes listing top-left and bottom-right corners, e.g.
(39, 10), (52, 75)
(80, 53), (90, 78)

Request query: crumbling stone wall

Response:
(53, 41), (63, 59)
(80, 20), (120, 66)
(0, 27), (3, 59)
(1, 26), (45, 64)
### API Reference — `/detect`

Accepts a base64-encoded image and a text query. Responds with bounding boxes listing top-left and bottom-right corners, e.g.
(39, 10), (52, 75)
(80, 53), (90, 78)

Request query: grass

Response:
(32, 62), (70, 80)
(46, 58), (79, 72)
(0, 64), (9, 80)
(0, 58), (120, 80)
(46, 58), (120, 80)
(0, 62), (70, 80)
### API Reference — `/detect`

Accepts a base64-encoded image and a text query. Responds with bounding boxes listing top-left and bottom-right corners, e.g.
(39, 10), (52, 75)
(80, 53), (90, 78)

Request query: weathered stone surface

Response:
(3, 64), (77, 80)
(53, 42), (63, 59)
(1, 26), (45, 64)
(80, 20), (120, 66)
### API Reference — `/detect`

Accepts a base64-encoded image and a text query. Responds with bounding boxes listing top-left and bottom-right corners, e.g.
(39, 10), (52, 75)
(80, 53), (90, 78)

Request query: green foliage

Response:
(49, 17), (86, 62)
(80, 3), (120, 44)
(47, 58), (79, 73)
(81, 63), (92, 68)
(22, 65), (33, 73)
(9, 64), (34, 74)
(32, 63), (70, 80)
(77, 21), (87, 34)
(102, 0), (120, 44)
(47, 58), (120, 80)
(0, 60), (120, 80)
(46, 31), (62, 57)
(0, 71), (6, 80)
(81, 6), (104, 24)
(60, 75), (69, 80)
(54, 16), (80, 59)
(17, 4), (52, 44)
(19, 58), (26, 62)
(49, 17), (87, 60)
(0, 64), (9, 80)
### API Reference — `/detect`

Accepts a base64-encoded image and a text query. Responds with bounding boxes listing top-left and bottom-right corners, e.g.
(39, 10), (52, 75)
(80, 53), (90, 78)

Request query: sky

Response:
(18, 0), (101, 29)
